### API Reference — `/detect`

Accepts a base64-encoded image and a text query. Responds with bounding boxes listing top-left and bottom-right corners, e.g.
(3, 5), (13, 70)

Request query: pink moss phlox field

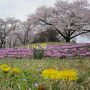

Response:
(0, 43), (90, 58)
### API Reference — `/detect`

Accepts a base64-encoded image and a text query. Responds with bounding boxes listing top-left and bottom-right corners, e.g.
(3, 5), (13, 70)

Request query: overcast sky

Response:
(0, 0), (56, 21)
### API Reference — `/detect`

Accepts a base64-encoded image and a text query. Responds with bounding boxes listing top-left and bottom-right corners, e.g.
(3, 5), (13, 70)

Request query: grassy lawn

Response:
(0, 58), (90, 90)
(20, 42), (75, 47)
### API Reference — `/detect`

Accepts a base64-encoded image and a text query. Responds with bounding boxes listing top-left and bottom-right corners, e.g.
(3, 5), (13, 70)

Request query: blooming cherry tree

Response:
(28, 0), (90, 42)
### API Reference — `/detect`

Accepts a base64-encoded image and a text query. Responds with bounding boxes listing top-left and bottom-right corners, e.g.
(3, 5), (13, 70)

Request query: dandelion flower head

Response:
(41, 43), (47, 49)
(2, 67), (11, 73)
(58, 70), (78, 80)
(11, 68), (21, 74)
(42, 69), (59, 79)
(0, 64), (9, 69)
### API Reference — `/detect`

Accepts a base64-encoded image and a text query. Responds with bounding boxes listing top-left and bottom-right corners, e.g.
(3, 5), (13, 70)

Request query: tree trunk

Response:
(65, 38), (70, 42)
(0, 42), (3, 48)
(3, 41), (6, 48)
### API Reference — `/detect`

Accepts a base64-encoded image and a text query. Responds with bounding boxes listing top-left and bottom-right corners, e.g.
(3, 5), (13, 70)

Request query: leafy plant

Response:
(32, 43), (46, 59)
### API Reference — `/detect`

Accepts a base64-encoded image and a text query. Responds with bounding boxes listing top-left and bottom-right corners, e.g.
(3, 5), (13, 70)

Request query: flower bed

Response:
(0, 43), (90, 59)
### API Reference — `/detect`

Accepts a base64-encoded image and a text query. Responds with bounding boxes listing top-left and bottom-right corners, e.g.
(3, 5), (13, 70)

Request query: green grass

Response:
(0, 58), (90, 90)
(19, 42), (75, 47)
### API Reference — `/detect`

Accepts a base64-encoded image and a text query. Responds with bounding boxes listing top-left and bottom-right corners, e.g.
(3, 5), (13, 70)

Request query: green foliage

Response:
(33, 49), (44, 59)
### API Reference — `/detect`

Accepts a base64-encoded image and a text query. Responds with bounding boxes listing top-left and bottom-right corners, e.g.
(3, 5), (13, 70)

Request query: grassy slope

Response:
(19, 42), (75, 47)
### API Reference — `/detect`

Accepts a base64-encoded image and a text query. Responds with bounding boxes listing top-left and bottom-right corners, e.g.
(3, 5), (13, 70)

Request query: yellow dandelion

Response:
(58, 70), (78, 80)
(2, 67), (11, 73)
(0, 64), (9, 69)
(41, 43), (47, 49)
(42, 69), (59, 79)
(32, 45), (38, 49)
(11, 68), (21, 74)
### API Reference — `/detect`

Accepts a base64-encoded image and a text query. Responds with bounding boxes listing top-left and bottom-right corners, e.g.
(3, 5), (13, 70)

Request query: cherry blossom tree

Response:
(0, 18), (20, 48)
(28, 0), (90, 42)
(14, 20), (35, 45)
